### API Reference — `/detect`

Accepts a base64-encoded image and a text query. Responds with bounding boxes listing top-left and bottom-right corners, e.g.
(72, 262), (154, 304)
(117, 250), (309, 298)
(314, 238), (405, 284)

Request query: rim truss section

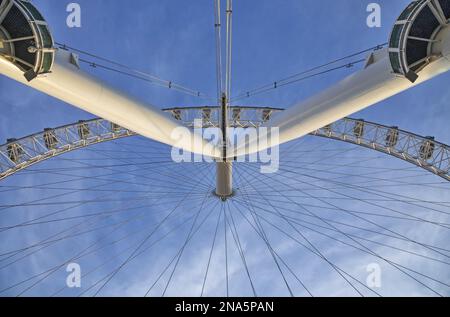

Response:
(0, 109), (449, 182)
(163, 106), (284, 128)
(312, 117), (450, 181)
(0, 119), (133, 179)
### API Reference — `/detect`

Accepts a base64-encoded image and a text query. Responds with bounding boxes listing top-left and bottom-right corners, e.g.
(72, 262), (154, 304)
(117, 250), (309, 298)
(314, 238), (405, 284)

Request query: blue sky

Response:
(0, 0), (450, 297)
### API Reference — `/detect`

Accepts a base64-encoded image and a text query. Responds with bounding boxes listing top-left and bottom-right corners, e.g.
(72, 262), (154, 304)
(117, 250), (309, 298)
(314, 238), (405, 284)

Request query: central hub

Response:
(215, 161), (233, 200)
(215, 92), (233, 200)
(213, 188), (236, 202)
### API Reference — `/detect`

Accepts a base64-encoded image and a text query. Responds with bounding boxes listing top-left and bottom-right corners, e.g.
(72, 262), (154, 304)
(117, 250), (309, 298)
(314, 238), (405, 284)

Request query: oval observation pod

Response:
(389, 0), (450, 82)
(0, 0), (55, 81)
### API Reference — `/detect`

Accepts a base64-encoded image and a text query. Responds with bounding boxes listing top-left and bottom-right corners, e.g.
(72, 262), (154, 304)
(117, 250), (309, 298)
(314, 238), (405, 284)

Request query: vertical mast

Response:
(215, 0), (233, 200)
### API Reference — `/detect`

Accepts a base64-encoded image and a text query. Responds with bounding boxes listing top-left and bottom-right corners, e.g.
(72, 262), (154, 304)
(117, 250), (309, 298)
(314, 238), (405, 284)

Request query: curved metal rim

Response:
(0, 106), (449, 181)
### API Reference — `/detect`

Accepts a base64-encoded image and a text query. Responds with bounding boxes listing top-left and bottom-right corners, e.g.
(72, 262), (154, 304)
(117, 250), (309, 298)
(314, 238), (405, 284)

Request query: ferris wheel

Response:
(0, 0), (450, 297)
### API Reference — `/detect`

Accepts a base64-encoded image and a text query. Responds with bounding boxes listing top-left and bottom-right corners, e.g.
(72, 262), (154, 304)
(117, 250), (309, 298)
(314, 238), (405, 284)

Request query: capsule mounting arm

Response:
(0, 0), (220, 158)
(232, 0), (450, 158)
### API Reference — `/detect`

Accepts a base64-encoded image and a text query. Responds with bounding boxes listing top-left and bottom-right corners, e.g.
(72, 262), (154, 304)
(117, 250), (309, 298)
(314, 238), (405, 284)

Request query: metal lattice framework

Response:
(312, 117), (450, 181)
(0, 106), (449, 181)
(163, 106), (284, 128)
(0, 119), (134, 180)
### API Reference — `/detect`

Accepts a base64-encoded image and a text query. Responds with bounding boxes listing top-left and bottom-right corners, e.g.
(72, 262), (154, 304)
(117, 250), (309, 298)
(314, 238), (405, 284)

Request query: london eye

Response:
(0, 0), (450, 297)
